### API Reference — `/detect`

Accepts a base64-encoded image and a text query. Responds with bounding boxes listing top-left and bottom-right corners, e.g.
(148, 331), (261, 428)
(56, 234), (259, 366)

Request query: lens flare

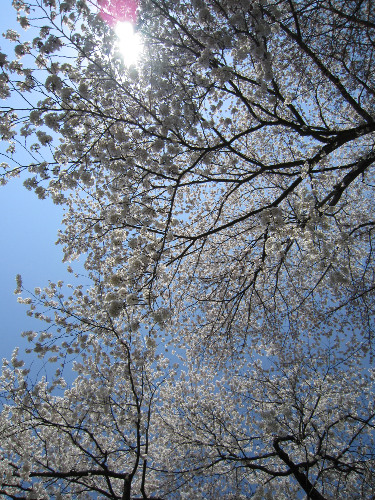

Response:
(98, 0), (138, 26)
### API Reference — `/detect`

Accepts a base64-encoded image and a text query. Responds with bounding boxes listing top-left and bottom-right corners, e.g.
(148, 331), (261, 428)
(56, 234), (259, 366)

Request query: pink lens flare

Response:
(97, 0), (139, 27)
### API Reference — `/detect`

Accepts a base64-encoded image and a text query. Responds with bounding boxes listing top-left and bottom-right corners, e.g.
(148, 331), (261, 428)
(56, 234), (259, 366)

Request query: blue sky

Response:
(0, 175), (74, 360)
(0, 4), (77, 362)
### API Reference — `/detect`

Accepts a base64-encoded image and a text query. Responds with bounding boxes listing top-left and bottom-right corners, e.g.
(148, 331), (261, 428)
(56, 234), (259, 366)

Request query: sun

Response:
(114, 21), (142, 66)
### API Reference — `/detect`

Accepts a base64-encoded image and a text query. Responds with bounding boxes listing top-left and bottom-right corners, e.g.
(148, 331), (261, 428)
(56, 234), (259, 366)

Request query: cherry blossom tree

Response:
(0, 0), (375, 498)
(1, 277), (374, 499)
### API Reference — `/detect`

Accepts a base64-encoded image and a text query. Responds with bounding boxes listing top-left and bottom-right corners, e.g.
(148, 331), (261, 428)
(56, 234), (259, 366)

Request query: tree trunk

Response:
(273, 438), (327, 500)
(122, 475), (132, 500)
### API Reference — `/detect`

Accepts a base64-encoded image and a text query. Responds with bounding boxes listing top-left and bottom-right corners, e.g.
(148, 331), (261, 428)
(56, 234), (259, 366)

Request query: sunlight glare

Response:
(115, 21), (142, 66)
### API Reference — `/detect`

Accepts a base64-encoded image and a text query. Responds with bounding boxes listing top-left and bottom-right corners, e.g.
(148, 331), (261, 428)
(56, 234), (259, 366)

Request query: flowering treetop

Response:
(0, 1), (374, 497)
